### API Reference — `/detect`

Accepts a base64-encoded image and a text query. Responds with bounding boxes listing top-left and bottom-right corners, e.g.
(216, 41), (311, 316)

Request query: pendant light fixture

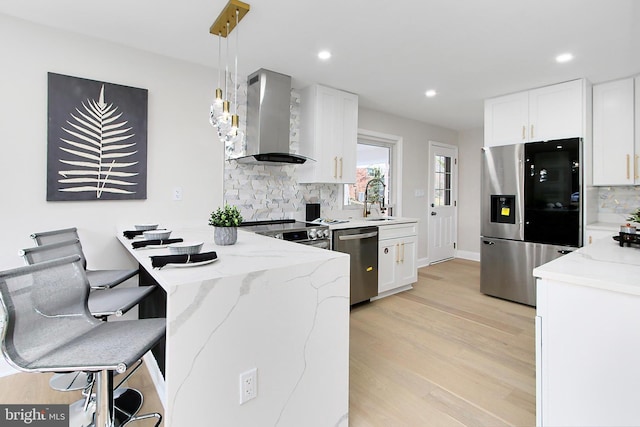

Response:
(228, 9), (240, 138)
(209, 0), (250, 144)
(209, 30), (224, 127)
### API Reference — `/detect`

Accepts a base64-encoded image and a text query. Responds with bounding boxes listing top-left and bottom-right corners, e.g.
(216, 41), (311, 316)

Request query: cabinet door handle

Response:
(530, 124), (534, 139)
(522, 125), (526, 140)
(635, 155), (639, 180)
(395, 244), (400, 263)
(627, 154), (631, 180)
(401, 243), (405, 263)
(334, 157), (338, 179)
(339, 157), (343, 179)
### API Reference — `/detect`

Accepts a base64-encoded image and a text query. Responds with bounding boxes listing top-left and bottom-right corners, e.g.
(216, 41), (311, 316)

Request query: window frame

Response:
(342, 129), (403, 217)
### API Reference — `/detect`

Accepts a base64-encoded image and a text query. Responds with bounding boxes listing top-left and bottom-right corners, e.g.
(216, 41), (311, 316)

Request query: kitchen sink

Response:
(365, 217), (394, 221)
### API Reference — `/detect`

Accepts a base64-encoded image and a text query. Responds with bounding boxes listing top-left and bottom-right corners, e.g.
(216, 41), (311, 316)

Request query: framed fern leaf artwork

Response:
(47, 72), (148, 201)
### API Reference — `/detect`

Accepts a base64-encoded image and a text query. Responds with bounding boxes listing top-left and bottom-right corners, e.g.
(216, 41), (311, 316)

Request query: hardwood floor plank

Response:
(350, 259), (536, 426)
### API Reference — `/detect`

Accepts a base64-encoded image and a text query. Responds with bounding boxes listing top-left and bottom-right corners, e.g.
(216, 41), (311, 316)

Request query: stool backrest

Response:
(30, 227), (79, 246)
(0, 255), (98, 371)
(20, 239), (88, 270)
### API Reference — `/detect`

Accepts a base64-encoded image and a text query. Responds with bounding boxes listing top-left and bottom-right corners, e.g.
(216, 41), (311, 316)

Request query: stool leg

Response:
(95, 370), (115, 427)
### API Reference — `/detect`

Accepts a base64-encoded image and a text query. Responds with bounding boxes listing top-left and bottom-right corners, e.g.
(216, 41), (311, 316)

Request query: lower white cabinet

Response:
(536, 277), (640, 426)
(376, 223), (418, 298)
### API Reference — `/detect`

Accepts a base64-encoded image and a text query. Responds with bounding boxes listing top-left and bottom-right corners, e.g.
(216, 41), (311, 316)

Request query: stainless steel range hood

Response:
(232, 68), (311, 165)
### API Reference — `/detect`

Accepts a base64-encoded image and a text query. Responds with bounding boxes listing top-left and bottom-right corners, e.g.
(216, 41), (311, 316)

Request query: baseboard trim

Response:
(417, 257), (430, 268)
(456, 250), (480, 262)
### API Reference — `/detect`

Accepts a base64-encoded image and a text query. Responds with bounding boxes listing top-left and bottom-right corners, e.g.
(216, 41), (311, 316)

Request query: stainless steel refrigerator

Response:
(480, 139), (581, 306)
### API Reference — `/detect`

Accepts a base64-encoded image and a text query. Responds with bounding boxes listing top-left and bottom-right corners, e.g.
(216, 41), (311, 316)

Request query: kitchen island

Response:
(533, 235), (640, 426)
(117, 225), (350, 427)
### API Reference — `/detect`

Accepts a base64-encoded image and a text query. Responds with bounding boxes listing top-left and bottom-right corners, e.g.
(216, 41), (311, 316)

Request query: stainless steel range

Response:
(239, 219), (331, 249)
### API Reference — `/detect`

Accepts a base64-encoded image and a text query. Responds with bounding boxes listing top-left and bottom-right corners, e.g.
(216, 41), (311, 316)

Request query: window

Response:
(433, 154), (452, 206)
(344, 141), (392, 210)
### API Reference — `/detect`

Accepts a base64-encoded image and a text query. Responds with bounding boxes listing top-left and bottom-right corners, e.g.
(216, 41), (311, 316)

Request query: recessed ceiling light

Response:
(556, 53), (574, 63)
(425, 89), (437, 98)
(318, 50), (331, 60)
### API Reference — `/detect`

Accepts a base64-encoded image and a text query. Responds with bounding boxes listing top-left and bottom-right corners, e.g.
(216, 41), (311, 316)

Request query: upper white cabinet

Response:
(484, 79), (584, 147)
(298, 84), (358, 183)
(592, 77), (637, 185)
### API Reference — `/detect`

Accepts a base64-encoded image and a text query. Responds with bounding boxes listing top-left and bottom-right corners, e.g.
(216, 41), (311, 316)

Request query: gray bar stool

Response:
(20, 239), (157, 412)
(21, 239), (155, 318)
(0, 255), (165, 427)
(30, 227), (138, 289)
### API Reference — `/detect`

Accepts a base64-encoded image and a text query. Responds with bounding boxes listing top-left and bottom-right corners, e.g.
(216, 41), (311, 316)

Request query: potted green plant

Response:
(209, 204), (243, 245)
(627, 208), (640, 225)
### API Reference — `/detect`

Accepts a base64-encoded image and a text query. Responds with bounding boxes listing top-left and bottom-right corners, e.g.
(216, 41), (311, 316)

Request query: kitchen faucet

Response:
(363, 178), (386, 218)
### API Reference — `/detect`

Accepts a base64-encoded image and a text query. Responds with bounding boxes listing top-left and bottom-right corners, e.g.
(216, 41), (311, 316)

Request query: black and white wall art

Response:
(47, 72), (148, 201)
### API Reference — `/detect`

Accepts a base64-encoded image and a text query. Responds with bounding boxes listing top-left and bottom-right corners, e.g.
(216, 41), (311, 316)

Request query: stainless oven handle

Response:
(338, 231), (378, 241)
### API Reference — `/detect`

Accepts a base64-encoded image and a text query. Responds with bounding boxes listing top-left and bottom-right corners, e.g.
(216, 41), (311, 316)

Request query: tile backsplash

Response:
(596, 186), (640, 224)
(221, 83), (342, 221)
(598, 186), (640, 214)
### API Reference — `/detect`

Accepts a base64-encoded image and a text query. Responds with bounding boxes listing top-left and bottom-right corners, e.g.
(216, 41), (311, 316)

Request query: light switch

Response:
(173, 187), (183, 201)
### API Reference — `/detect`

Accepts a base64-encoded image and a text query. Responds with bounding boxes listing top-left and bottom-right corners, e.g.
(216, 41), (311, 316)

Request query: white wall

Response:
(357, 107), (458, 263)
(457, 128), (483, 260)
(0, 14), (224, 270)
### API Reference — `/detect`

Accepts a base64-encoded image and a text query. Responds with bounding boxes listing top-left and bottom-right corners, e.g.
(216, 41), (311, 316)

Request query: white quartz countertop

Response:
(318, 216), (418, 231)
(533, 235), (640, 296)
(117, 225), (348, 290)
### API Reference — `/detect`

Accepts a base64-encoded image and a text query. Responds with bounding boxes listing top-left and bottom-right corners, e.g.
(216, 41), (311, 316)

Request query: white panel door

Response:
(428, 142), (458, 264)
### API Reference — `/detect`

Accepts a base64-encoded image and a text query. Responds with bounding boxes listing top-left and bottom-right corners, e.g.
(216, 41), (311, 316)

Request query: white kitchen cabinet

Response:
(534, 239), (640, 427)
(536, 277), (640, 426)
(592, 77), (636, 185)
(298, 84), (358, 183)
(484, 79), (584, 146)
(375, 223), (417, 299)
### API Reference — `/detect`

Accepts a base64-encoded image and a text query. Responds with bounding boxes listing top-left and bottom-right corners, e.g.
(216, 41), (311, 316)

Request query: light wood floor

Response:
(0, 259), (535, 426)
(350, 259), (536, 426)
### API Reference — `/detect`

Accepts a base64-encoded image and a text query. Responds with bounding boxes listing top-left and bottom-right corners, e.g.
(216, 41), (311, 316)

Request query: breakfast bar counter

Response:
(117, 225), (350, 427)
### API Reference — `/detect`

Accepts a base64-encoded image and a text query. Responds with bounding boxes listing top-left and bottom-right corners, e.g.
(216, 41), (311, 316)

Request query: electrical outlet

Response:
(239, 368), (257, 404)
(172, 187), (183, 201)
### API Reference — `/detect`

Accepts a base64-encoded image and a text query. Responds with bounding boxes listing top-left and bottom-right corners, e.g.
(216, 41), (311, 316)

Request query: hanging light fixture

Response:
(209, 30), (224, 127)
(209, 0), (250, 144)
(228, 9), (240, 139)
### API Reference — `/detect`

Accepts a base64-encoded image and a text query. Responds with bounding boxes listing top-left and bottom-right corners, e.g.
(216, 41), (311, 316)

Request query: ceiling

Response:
(1, 0), (639, 131)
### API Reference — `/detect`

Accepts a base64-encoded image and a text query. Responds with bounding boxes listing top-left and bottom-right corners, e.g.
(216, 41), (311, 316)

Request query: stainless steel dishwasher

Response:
(332, 226), (378, 305)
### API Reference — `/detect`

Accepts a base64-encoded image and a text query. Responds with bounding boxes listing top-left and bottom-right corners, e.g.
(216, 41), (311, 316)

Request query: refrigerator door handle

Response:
(483, 240), (495, 245)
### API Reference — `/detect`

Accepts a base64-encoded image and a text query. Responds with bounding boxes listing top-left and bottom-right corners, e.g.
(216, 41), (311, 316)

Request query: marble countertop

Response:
(319, 216), (418, 231)
(533, 235), (640, 296)
(117, 225), (348, 290)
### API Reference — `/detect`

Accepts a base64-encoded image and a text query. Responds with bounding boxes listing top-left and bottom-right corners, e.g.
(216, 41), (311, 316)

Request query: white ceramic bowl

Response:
(168, 241), (204, 255)
(143, 229), (172, 240)
(134, 223), (159, 231)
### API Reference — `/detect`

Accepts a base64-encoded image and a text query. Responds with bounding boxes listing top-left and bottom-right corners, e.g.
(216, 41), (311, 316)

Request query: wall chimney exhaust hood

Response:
(232, 68), (312, 165)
